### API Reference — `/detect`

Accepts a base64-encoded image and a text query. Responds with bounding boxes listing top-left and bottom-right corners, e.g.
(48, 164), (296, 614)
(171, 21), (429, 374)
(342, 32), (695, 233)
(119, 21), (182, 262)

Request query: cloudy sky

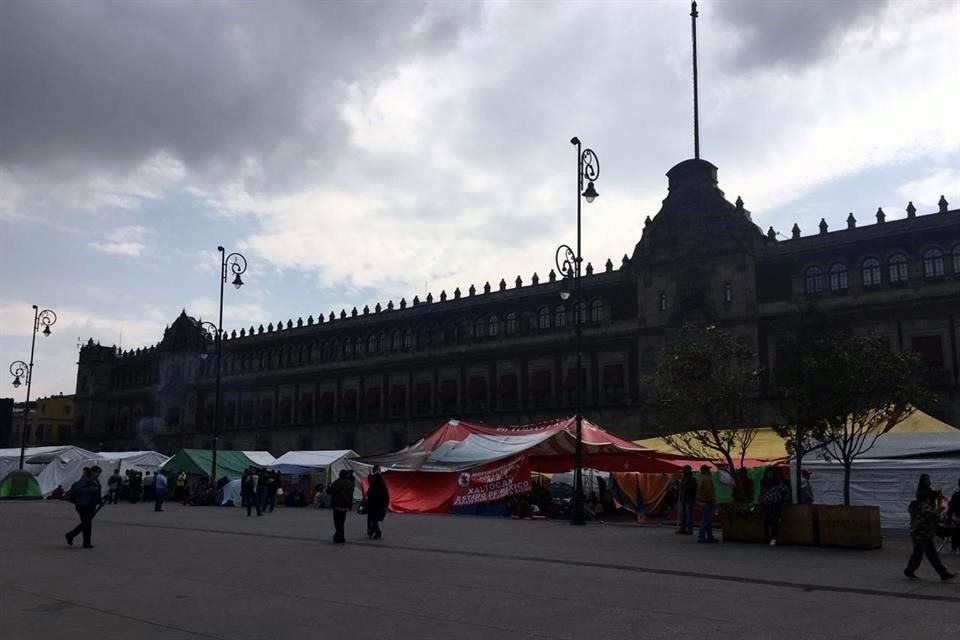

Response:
(1, 0), (958, 399)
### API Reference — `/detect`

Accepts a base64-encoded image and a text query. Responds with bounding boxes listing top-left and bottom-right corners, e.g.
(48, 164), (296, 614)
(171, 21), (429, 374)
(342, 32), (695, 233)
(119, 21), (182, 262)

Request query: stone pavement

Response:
(2, 501), (959, 640)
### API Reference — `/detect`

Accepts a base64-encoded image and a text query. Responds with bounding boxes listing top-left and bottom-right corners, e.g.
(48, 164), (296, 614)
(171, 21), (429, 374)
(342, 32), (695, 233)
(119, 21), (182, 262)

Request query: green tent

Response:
(0, 470), (43, 499)
(160, 449), (259, 480)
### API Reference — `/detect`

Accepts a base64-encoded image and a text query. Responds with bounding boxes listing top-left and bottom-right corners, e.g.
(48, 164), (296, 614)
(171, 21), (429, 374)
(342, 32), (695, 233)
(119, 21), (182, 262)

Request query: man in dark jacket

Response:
(905, 475), (955, 581)
(948, 478), (960, 554)
(327, 470), (355, 544)
(262, 470), (278, 513)
(676, 466), (697, 535)
(65, 466), (103, 549)
(242, 467), (261, 517)
(366, 466), (390, 540)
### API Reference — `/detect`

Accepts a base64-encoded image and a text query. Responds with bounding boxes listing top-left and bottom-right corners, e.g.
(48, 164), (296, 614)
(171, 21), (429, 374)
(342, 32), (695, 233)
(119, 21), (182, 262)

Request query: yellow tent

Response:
(635, 409), (957, 461)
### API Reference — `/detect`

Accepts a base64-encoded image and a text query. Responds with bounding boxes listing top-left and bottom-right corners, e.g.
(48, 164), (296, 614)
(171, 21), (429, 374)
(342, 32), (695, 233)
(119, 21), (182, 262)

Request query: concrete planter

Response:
(719, 503), (765, 542)
(816, 505), (882, 549)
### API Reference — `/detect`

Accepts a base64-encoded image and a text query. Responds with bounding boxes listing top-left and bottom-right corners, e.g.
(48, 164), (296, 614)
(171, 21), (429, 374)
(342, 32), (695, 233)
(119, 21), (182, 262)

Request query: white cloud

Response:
(88, 225), (151, 257)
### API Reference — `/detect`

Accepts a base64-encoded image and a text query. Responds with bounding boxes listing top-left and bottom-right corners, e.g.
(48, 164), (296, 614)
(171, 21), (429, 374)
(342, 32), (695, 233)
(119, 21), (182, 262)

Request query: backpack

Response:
(908, 500), (919, 518)
(66, 479), (84, 504)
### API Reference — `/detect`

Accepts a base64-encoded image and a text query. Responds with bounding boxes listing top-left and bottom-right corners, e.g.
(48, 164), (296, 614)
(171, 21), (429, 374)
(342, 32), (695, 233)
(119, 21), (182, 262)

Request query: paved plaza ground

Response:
(2, 501), (959, 639)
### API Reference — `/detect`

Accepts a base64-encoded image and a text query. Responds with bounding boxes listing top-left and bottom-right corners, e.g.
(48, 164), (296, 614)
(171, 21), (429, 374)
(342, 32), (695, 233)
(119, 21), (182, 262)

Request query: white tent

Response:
(95, 450), (170, 471)
(272, 450), (360, 499)
(221, 478), (242, 506)
(0, 446), (98, 483)
(801, 433), (960, 528)
(35, 450), (169, 496)
(243, 451), (277, 467)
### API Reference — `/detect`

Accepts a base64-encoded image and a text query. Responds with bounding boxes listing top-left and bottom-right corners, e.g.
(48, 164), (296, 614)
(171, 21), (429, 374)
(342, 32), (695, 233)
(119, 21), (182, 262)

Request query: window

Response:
(259, 398), (273, 425)
(497, 374), (517, 410)
(724, 283), (732, 305)
(299, 394), (313, 423)
(530, 371), (552, 408)
(888, 254), (909, 285)
(469, 377), (488, 411)
(279, 396), (293, 425)
(589, 300), (603, 323)
(473, 317), (485, 339)
(488, 315), (499, 337)
(390, 385), (406, 416)
(414, 382), (431, 414)
(804, 266), (824, 294)
(862, 258), (881, 288)
(505, 312), (518, 336)
(367, 334), (377, 355)
(659, 293), (668, 312)
(377, 333), (386, 353)
(602, 364), (625, 402)
(923, 248), (944, 278)
(829, 264), (848, 292)
(554, 305), (567, 329)
(391, 330), (401, 352)
(953, 245), (960, 275)
(403, 328), (414, 350)
(353, 337), (362, 358)
(538, 306), (550, 330)
(439, 380), (458, 413)
(575, 301), (588, 325)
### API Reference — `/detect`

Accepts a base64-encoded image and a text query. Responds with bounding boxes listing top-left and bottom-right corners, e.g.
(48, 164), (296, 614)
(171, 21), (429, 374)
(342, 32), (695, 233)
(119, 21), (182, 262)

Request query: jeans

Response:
(906, 536), (950, 577)
(67, 505), (96, 547)
(154, 488), (166, 512)
(698, 504), (715, 541)
(245, 491), (261, 516)
(678, 502), (694, 532)
(762, 503), (783, 542)
(333, 508), (348, 543)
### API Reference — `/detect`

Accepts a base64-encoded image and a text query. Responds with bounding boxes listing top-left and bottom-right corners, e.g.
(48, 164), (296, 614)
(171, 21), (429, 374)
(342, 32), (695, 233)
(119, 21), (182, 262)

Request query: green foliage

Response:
(655, 325), (761, 475)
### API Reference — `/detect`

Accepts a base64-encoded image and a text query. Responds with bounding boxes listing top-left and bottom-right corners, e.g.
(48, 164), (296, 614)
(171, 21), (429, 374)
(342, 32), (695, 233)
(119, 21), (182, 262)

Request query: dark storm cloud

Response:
(0, 1), (480, 181)
(714, 0), (889, 69)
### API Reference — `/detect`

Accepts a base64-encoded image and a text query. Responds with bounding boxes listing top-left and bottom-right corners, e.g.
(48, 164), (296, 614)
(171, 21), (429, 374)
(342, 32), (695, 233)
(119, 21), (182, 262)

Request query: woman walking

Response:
(328, 470), (355, 544)
(366, 466), (390, 540)
(760, 467), (790, 546)
(904, 474), (955, 581)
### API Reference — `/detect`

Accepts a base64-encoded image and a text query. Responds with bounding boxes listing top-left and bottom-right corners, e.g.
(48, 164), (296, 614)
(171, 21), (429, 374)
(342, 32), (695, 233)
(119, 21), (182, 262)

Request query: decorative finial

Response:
(767, 226), (776, 240)
(515, 276), (523, 288)
(483, 282), (491, 294)
(499, 279), (507, 291)
(340, 309), (347, 319)
(363, 305), (370, 315)
(426, 293), (433, 303)
(819, 218), (828, 234)
(735, 196), (744, 210)
(375, 303), (382, 313)
(412, 296), (419, 307)
(387, 301), (394, 310)
(622, 254), (630, 267)
(548, 269), (556, 282)
(847, 212), (856, 230)
(906, 201), (916, 218)
(351, 307), (358, 317)
(605, 258), (613, 272)
(454, 287), (461, 299)
(876, 207), (885, 224)
(531, 272), (539, 285)
(399, 298), (406, 309)
(468, 285), (476, 296)
(585, 262), (594, 275)
(939, 195), (949, 213)
(644, 215), (652, 227)
(791, 223), (801, 240)
(297, 317), (303, 327)
(440, 290), (447, 302)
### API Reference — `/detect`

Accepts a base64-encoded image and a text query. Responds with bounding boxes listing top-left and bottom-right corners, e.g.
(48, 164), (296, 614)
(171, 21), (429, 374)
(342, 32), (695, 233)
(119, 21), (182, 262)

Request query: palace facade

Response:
(72, 159), (960, 455)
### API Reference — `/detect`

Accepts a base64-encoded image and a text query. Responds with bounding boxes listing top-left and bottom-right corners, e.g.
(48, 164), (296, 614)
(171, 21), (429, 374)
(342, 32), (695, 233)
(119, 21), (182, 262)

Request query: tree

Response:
(814, 334), (928, 505)
(772, 306), (838, 502)
(654, 325), (762, 498)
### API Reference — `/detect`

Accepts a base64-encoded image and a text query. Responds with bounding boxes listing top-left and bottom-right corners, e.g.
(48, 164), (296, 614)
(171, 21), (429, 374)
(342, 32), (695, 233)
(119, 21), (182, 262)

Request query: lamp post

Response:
(8, 305), (57, 470)
(206, 246), (247, 485)
(555, 137), (599, 526)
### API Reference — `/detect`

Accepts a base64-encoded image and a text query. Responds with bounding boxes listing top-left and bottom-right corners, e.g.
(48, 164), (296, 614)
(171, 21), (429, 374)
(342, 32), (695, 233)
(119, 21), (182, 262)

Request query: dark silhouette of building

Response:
(72, 159), (959, 454)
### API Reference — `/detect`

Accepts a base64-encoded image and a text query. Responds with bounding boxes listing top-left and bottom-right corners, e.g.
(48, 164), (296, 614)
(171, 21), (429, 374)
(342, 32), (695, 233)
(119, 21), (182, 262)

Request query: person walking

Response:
(904, 474), (956, 581)
(799, 470), (815, 505)
(760, 467), (790, 546)
(129, 471), (143, 504)
(107, 468), (122, 505)
(366, 466), (390, 540)
(243, 467), (262, 517)
(263, 470), (278, 513)
(696, 465), (717, 543)
(255, 468), (269, 513)
(948, 478), (960, 554)
(153, 470), (168, 512)
(328, 470), (355, 544)
(65, 466), (103, 549)
(676, 465), (697, 535)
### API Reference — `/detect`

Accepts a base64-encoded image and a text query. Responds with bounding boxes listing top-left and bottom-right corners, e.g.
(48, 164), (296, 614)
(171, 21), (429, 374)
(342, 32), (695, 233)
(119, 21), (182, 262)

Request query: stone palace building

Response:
(72, 159), (960, 455)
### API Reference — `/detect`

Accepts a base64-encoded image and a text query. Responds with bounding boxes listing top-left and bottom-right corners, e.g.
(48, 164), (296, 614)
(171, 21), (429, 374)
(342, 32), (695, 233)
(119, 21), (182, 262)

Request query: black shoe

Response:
(82, 545), (94, 549)
(942, 572), (957, 582)
(373, 533), (382, 540)
(904, 569), (918, 580)
(65, 534), (74, 547)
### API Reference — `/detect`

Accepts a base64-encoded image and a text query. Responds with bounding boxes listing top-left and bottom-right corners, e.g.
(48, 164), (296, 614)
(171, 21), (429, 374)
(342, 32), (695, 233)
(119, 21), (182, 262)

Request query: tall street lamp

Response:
(555, 137), (599, 526)
(205, 246), (247, 484)
(8, 305), (57, 469)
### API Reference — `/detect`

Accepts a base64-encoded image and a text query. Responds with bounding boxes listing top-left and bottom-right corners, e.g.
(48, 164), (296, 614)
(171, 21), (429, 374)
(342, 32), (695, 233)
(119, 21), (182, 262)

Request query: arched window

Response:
(403, 328), (414, 350)
(417, 328), (429, 349)
(538, 306), (550, 330)
(829, 264), (848, 292)
(923, 248), (944, 278)
(804, 266), (824, 294)
(589, 300), (603, 323)
(505, 312), (518, 336)
(554, 305), (567, 329)
(575, 301), (588, 325)
(953, 245), (960, 275)
(861, 258), (881, 288)
(488, 315), (499, 337)
(353, 337), (362, 358)
(473, 317), (485, 339)
(888, 254), (909, 285)
(391, 330), (401, 352)
(367, 334), (377, 355)
(377, 332), (386, 353)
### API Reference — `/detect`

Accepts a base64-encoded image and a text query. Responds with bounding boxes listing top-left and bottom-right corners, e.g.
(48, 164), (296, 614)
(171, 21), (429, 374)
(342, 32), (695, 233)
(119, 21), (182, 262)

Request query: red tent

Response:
(356, 417), (682, 513)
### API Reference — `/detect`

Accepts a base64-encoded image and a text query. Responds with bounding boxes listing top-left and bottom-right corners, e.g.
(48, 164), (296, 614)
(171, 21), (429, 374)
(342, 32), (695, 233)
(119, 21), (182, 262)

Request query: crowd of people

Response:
(240, 467), (282, 516)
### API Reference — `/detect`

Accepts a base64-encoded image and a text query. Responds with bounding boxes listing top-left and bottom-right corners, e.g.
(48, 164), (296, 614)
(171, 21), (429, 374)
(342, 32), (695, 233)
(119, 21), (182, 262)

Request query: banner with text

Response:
(452, 456), (531, 507)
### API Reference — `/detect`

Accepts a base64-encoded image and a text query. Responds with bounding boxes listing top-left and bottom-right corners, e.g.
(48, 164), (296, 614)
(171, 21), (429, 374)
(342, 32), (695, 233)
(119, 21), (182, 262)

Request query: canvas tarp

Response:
(271, 450), (357, 476)
(35, 451), (169, 496)
(357, 417), (681, 474)
(0, 446), (97, 480)
(161, 449), (267, 480)
(221, 478), (242, 506)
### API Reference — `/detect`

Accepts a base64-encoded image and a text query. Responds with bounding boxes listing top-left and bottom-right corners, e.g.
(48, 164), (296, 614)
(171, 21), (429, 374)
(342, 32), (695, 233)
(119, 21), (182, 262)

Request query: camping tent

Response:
(0, 446), (98, 480)
(0, 470), (43, 499)
(802, 432), (960, 528)
(354, 417), (680, 513)
(220, 478), (242, 506)
(35, 450), (170, 496)
(271, 450), (361, 499)
(161, 449), (276, 480)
